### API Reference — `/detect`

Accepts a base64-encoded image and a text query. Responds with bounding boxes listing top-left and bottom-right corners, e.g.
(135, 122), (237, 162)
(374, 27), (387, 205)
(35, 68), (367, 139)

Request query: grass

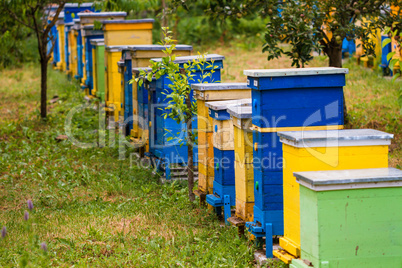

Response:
(0, 43), (401, 267)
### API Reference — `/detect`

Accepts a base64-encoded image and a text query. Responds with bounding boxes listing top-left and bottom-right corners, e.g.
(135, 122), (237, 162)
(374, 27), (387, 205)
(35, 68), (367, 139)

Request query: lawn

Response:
(0, 44), (401, 267)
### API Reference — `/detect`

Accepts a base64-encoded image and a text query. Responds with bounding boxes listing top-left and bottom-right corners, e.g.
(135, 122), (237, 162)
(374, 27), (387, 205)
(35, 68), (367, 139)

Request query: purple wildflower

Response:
(1, 226), (6, 238)
(24, 211), (29, 221)
(41, 242), (47, 252)
(27, 200), (33, 211)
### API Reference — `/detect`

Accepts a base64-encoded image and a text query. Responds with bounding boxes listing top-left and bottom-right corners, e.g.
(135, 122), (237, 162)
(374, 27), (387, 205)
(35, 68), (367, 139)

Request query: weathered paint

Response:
(273, 129), (393, 263)
(90, 39), (105, 102)
(290, 168), (402, 268)
(244, 67), (348, 258)
(82, 27), (103, 94)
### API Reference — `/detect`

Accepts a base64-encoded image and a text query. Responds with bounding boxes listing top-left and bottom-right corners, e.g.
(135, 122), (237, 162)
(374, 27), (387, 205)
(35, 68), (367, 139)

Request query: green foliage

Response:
(0, 64), (260, 267)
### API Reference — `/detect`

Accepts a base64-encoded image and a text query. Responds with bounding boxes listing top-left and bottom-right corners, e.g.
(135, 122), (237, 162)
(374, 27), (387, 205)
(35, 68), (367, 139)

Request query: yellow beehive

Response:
(102, 19), (154, 47)
(117, 60), (125, 116)
(191, 83), (251, 197)
(227, 105), (254, 222)
(355, 18), (382, 68)
(129, 45), (193, 138)
(105, 46), (127, 122)
(273, 129), (393, 264)
(391, 5), (401, 71)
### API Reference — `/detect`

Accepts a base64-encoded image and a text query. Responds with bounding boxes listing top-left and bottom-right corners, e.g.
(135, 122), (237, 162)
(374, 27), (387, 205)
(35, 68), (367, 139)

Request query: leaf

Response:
(381, 38), (391, 49)
(391, 72), (401, 83)
(387, 52), (396, 62)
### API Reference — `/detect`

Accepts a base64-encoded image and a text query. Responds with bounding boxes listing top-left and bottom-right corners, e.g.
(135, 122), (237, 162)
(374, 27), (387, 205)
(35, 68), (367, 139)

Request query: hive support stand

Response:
(227, 216), (246, 237)
(265, 223), (273, 258)
(223, 195), (231, 226)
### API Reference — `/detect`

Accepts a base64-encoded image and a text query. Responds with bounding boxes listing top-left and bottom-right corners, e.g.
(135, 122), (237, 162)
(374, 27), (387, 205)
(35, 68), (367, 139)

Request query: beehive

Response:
(90, 39), (105, 101)
(51, 12), (65, 71)
(73, 19), (84, 81)
(244, 67), (348, 258)
(77, 11), (127, 26)
(81, 25), (103, 95)
(117, 60), (125, 123)
(63, 3), (95, 23)
(105, 45), (128, 121)
(67, 23), (78, 78)
(132, 67), (155, 154)
(148, 54), (224, 180)
(128, 45), (192, 138)
(102, 19), (154, 47)
(64, 22), (74, 73)
(226, 105), (253, 222)
(391, 5), (401, 72)
(205, 99), (251, 222)
(381, 35), (393, 75)
(191, 83), (251, 198)
(290, 168), (402, 268)
(273, 129), (393, 263)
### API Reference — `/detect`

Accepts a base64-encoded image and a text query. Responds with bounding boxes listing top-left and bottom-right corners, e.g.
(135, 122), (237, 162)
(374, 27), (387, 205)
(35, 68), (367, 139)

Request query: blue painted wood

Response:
(76, 28), (83, 80)
(213, 148), (235, 185)
(252, 88), (344, 128)
(246, 68), (347, 239)
(84, 34), (104, 92)
(149, 58), (223, 165)
(224, 195), (231, 225)
(208, 108), (231, 121)
(206, 181), (235, 207)
(64, 23), (73, 71)
(381, 35), (393, 68)
(122, 53), (133, 136)
(51, 24), (60, 66)
(63, 4), (96, 23)
(265, 223), (273, 258)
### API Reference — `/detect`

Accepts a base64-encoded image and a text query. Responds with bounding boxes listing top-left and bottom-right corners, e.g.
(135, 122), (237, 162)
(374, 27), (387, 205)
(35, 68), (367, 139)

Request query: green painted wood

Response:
(95, 45), (105, 102)
(299, 185), (402, 267)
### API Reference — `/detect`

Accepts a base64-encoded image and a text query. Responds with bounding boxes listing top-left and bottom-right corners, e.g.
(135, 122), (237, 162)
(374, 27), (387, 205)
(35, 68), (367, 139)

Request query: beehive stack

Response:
(90, 39), (105, 101)
(274, 129), (393, 263)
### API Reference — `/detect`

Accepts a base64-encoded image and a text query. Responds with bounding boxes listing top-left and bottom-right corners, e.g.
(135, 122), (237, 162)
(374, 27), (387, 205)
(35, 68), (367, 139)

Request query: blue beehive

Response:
(342, 38), (356, 58)
(63, 3), (95, 23)
(244, 67), (348, 258)
(73, 19), (83, 81)
(148, 54), (224, 180)
(64, 22), (74, 72)
(81, 25), (103, 92)
(50, 12), (64, 68)
(205, 99), (251, 223)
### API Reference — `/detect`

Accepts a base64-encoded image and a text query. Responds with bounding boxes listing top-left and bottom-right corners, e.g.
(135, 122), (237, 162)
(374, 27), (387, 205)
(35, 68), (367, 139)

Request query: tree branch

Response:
(44, 2), (66, 37)
(1, 4), (36, 31)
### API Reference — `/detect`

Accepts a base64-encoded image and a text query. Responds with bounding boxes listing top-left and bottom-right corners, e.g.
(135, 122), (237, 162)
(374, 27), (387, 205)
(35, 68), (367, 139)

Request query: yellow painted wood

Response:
(251, 124), (343, 133)
(81, 35), (87, 88)
(234, 161), (253, 202)
(280, 144), (389, 260)
(235, 200), (254, 222)
(195, 89), (251, 101)
(105, 50), (123, 121)
(104, 30), (152, 46)
(233, 125), (253, 164)
(103, 23), (153, 31)
(213, 118), (234, 150)
(56, 24), (66, 71)
(91, 48), (97, 96)
(68, 29), (78, 77)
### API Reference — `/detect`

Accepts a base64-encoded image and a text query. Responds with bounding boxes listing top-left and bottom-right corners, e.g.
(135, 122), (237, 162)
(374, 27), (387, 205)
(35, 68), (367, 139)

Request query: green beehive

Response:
(291, 168), (402, 268)
(90, 38), (105, 102)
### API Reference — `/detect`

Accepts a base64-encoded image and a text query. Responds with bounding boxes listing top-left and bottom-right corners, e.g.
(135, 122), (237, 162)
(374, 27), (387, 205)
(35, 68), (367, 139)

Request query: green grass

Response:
(0, 65), (288, 267)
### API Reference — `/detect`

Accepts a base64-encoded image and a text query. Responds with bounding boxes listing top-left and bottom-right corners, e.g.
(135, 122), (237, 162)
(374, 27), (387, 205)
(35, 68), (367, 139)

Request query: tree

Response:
(176, 0), (401, 68)
(0, 0), (71, 118)
(134, 28), (218, 203)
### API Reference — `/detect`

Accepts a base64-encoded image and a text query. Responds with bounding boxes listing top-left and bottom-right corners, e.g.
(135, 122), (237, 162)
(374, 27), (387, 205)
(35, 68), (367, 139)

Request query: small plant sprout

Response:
(27, 200), (33, 211)
(24, 211), (29, 221)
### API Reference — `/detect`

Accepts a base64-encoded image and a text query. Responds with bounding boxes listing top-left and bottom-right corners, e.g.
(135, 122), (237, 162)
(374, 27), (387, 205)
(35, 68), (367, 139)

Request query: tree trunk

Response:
(328, 44), (348, 125)
(40, 58), (48, 118)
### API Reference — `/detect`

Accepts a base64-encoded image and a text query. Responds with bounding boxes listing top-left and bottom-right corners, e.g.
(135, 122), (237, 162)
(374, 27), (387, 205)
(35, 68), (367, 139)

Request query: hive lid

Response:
(73, 18), (80, 23)
(102, 19), (155, 24)
(90, 39), (104, 45)
(128, 44), (193, 51)
(78, 12), (127, 18)
(83, 25), (94, 30)
(295, 168), (402, 191)
(117, 61), (124, 67)
(205, 99), (251, 111)
(105, 45), (129, 52)
(278, 129), (393, 148)
(192, 82), (248, 91)
(64, 3), (93, 8)
(64, 22), (74, 26)
(244, 67), (349, 77)
(151, 54), (225, 64)
(132, 67), (152, 73)
(227, 105), (252, 119)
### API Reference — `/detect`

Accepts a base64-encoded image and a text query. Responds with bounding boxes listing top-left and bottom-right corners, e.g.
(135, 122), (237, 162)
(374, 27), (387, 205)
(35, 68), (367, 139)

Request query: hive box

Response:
(102, 19), (154, 47)
(90, 39), (105, 101)
(291, 168), (402, 268)
(127, 45), (192, 138)
(78, 12), (127, 25)
(244, 67), (348, 258)
(274, 129), (393, 263)
(191, 83), (251, 198)
(64, 22), (74, 73)
(148, 54), (224, 180)
(205, 99), (251, 223)
(227, 105), (254, 222)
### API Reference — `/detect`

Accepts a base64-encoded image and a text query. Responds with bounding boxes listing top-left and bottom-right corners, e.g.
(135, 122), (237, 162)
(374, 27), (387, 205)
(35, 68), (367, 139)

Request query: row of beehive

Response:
(47, 4), (402, 267)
